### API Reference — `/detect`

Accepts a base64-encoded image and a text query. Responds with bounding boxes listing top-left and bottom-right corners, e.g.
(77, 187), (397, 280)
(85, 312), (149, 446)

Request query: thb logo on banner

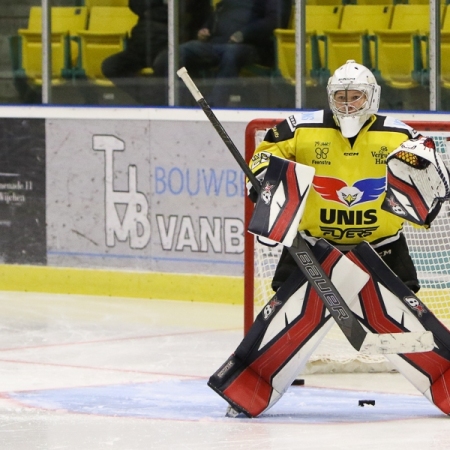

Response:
(93, 135), (150, 249)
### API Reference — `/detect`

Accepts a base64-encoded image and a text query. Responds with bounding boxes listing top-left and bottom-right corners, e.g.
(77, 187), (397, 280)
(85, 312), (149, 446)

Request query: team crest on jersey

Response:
(250, 151), (272, 170)
(313, 175), (385, 207)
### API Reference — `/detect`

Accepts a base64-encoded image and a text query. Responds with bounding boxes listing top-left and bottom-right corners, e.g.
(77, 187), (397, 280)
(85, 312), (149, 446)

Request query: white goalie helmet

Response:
(327, 60), (381, 138)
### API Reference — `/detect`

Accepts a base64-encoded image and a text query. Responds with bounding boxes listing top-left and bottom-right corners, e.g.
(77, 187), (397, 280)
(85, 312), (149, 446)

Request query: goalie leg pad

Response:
(347, 242), (450, 415)
(432, 370), (450, 414)
(208, 240), (369, 417)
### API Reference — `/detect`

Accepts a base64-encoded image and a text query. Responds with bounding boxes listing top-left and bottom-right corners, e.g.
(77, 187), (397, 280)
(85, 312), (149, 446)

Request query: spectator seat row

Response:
(274, 3), (449, 91)
(10, 6), (141, 88)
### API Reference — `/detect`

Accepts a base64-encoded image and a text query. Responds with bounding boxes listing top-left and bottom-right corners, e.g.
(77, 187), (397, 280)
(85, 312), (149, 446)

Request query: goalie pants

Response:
(272, 233), (420, 293)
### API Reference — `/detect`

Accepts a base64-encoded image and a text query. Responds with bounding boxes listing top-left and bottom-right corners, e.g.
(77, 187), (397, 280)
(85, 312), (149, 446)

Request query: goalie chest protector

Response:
(254, 112), (418, 247)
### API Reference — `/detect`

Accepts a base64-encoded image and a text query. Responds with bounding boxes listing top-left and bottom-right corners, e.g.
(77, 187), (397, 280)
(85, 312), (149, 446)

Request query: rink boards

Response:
(0, 106), (448, 306)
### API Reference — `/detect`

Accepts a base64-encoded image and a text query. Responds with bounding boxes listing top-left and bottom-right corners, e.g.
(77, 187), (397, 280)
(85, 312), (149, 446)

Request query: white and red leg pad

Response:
(347, 242), (450, 415)
(207, 240), (369, 417)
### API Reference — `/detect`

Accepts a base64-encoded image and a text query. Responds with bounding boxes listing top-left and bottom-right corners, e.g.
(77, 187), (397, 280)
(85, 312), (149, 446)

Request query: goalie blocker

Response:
(209, 241), (450, 417)
(247, 155), (315, 247)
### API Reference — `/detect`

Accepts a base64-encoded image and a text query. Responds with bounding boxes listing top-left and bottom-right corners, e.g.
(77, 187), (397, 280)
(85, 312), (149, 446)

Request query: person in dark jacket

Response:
(101, 0), (210, 105)
(153, 0), (291, 107)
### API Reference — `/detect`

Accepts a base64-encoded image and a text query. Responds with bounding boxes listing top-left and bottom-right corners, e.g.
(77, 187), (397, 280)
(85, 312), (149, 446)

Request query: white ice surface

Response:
(0, 291), (450, 450)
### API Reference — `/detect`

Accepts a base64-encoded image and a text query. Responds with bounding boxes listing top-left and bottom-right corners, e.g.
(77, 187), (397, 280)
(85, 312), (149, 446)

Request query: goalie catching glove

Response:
(382, 136), (450, 226)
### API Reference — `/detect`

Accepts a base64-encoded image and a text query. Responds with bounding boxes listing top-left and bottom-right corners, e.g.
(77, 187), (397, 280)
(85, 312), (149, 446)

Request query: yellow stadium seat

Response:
(442, 4), (450, 32)
(308, 5), (344, 79)
(440, 5), (450, 90)
(341, 5), (393, 54)
(388, 4), (438, 32)
(274, 5), (342, 86)
(274, 29), (321, 87)
(323, 5), (393, 74)
(387, 3), (443, 63)
(374, 30), (423, 89)
(306, 0), (342, 5)
(17, 6), (88, 85)
(84, 0), (128, 6)
(372, 4), (441, 89)
(77, 6), (138, 85)
(440, 31), (450, 90)
(307, 5), (343, 34)
(324, 31), (370, 75)
(406, 0), (444, 4)
(355, 0), (392, 4)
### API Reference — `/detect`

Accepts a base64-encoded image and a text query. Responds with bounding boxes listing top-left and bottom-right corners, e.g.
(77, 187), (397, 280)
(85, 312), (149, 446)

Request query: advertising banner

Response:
(46, 118), (247, 277)
(0, 118), (46, 264)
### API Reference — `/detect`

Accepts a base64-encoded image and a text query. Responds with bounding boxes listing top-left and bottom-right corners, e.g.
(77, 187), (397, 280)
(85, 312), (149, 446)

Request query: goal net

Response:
(244, 118), (450, 374)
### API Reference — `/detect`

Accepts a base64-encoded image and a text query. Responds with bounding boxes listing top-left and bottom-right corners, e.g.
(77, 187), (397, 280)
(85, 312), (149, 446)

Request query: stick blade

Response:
(359, 331), (435, 354)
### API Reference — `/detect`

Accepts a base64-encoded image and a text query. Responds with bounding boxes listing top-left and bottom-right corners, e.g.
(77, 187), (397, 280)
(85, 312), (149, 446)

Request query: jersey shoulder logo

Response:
(313, 175), (385, 207)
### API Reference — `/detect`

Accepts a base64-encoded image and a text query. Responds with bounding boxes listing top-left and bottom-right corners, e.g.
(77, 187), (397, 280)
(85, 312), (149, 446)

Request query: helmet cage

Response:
(327, 83), (377, 118)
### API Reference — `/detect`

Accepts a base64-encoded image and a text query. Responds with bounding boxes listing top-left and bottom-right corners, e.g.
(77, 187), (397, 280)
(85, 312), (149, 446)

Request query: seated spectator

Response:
(102, 0), (210, 105)
(153, 0), (291, 107)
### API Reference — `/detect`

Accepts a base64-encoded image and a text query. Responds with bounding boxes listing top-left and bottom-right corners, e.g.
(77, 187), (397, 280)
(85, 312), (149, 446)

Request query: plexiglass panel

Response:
(1, 0), (448, 111)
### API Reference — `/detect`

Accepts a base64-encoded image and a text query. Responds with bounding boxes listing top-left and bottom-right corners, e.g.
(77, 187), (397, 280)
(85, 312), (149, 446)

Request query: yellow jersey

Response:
(250, 110), (421, 249)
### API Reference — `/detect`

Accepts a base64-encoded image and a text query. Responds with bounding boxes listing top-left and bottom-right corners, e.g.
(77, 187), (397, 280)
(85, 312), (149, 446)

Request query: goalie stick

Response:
(177, 67), (434, 355)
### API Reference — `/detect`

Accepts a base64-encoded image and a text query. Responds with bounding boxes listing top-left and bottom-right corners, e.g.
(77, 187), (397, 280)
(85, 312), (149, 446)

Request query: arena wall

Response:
(0, 106), (448, 303)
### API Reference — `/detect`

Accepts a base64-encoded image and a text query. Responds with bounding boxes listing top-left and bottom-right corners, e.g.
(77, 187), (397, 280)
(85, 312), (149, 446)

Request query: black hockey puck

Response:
(291, 379), (305, 386)
(358, 399), (375, 407)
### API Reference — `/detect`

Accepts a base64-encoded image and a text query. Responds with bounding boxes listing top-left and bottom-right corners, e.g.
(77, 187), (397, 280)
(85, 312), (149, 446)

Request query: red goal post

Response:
(244, 118), (283, 333)
(244, 118), (450, 373)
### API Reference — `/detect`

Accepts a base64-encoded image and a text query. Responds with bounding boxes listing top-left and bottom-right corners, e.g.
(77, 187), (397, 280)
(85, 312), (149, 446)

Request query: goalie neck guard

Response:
(327, 60), (381, 138)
